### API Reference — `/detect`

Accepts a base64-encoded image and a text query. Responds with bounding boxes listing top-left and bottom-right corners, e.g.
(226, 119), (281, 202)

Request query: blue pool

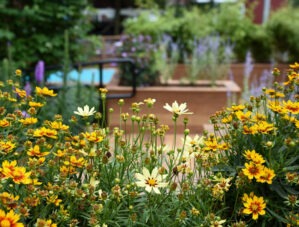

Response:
(46, 68), (116, 85)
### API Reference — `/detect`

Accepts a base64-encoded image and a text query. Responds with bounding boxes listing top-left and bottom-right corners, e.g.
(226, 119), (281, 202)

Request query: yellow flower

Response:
(83, 131), (104, 143)
(33, 127), (58, 139)
(28, 101), (44, 107)
(64, 156), (85, 168)
(48, 121), (69, 131)
(0, 209), (24, 227)
(203, 138), (220, 152)
(0, 119), (10, 127)
(35, 86), (57, 97)
(36, 218), (57, 227)
(10, 167), (31, 184)
(267, 101), (286, 114)
(251, 113), (267, 122)
(0, 141), (16, 153)
(0, 192), (19, 210)
(221, 114), (233, 123)
(60, 165), (76, 176)
(235, 110), (252, 122)
(282, 100), (299, 114)
(243, 193), (266, 220)
(255, 121), (275, 134)
(290, 62), (299, 70)
(14, 88), (27, 98)
(15, 69), (22, 77)
(242, 162), (264, 180)
(227, 104), (245, 112)
(19, 117), (38, 125)
(256, 166), (276, 184)
(27, 145), (50, 157)
(243, 150), (265, 165)
(29, 178), (42, 185)
(47, 195), (62, 206)
(1, 160), (17, 177)
(54, 149), (66, 158)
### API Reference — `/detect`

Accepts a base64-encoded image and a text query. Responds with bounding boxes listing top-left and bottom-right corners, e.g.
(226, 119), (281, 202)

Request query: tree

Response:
(0, 0), (97, 69)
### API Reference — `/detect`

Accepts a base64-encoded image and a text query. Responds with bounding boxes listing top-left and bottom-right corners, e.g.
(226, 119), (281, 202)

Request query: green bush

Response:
(248, 25), (272, 63)
(211, 2), (256, 62)
(266, 6), (299, 63)
(0, 0), (99, 70)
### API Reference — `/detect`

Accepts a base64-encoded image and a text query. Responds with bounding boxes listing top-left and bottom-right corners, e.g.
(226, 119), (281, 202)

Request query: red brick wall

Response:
(249, 0), (288, 24)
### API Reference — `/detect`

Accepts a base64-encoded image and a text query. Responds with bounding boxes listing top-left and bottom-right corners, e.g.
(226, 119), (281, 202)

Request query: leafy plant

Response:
(183, 36), (234, 86)
(0, 62), (299, 226)
(0, 0), (99, 70)
(115, 35), (161, 86)
(266, 5), (299, 63)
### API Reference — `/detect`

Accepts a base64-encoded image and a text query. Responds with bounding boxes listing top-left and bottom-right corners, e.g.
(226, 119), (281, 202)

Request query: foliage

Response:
(123, 7), (213, 60)
(183, 36), (234, 86)
(152, 35), (180, 84)
(247, 25), (273, 63)
(0, 0), (100, 70)
(115, 35), (161, 86)
(0, 62), (299, 226)
(208, 63), (299, 225)
(210, 2), (256, 62)
(266, 5), (299, 63)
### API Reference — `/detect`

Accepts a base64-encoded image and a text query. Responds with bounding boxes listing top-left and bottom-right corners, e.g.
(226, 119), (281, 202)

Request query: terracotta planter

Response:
(171, 63), (289, 91)
(106, 80), (241, 134)
(230, 63), (289, 91)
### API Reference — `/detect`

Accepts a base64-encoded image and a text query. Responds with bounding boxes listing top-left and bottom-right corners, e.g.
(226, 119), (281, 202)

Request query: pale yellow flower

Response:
(163, 101), (193, 116)
(74, 105), (96, 117)
(135, 167), (168, 194)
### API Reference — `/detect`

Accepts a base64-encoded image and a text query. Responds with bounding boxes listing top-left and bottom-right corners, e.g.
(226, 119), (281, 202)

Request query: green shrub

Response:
(248, 25), (272, 63)
(266, 6), (299, 63)
(0, 0), (99, 70)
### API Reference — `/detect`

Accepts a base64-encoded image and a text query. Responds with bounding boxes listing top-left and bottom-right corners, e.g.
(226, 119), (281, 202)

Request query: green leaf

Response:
(284, 155), (299, 166)
(266, 207), (288, 224)
(270, 183), (288, 198)
(282, 165), (299, 172)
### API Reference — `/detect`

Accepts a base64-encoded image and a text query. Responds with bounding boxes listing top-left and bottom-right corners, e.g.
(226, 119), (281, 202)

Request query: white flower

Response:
(185, 134), (204, 151)
(163, 101), (193, 116)
(74, 105), (96, 117)
(135, 167), (168, 194)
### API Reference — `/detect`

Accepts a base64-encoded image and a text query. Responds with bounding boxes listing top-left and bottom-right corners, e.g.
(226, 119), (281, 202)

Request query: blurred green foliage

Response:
(266, 5), (299, 63)
(123, 2), (299, 63)
(0, 0), (100, 70)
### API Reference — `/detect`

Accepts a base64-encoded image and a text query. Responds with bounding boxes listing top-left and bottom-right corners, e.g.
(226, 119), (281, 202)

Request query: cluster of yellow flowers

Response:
(0, 64), (298, 226)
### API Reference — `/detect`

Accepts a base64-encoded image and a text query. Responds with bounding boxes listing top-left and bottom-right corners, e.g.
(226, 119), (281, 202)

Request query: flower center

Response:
(249, 166), (259, 175)
(146, 178), (157, 187)
(251, 202), (260, 212)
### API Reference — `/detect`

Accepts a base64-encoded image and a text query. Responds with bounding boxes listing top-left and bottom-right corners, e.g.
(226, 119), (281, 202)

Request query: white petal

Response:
(78, 107), (84, 113)
(145, 185), (152, 193)
(153, 187), (161, 194)
(151, 167), (159, 178)
(90, 107), (95, 113)
(135, 173), (146, 181)
(84, 105), (89, 112)
(136, 181), (146, 187)
(142, 167), (150, 178)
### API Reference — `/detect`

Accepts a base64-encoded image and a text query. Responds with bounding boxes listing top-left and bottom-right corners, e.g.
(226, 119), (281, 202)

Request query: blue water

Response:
(47, 68), (116, 85)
